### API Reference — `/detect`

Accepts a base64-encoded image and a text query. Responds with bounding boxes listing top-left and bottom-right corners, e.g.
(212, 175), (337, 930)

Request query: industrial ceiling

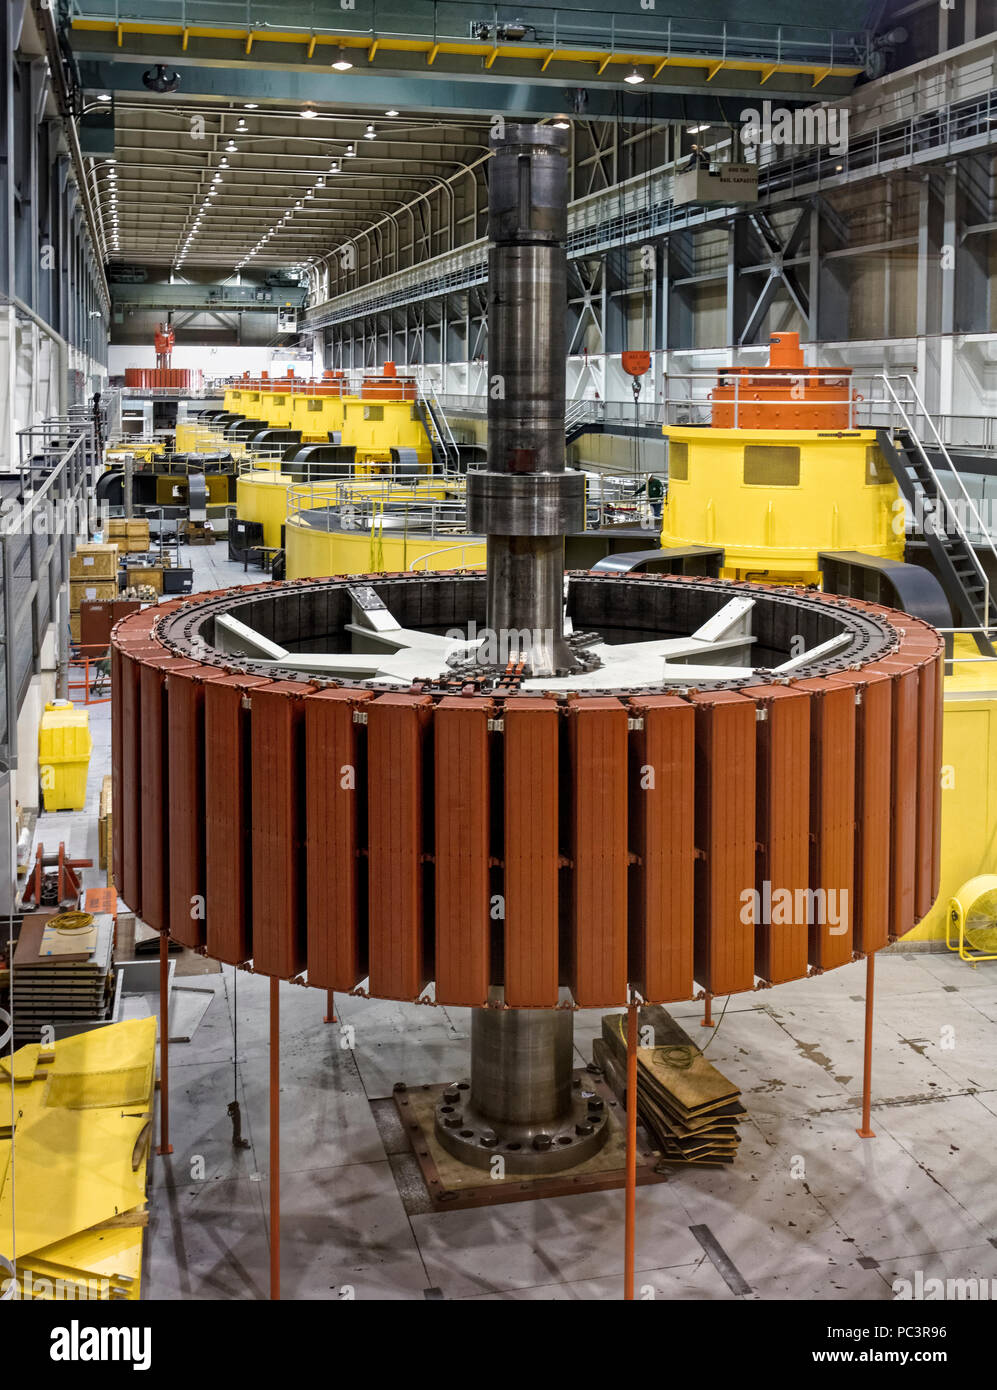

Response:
(64, 0), (882, 276)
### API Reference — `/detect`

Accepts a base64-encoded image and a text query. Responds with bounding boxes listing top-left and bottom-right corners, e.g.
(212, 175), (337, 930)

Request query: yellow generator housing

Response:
(284, 512), (485, 579)
(341, 397), (432, 464)
(662, 425), (903, 584)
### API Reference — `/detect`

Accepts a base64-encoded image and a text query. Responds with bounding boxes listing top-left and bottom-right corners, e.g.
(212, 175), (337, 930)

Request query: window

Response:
(866, 445), (893, 485)
(743, 445), (800, 487)
(364, 404), (384, 421)
(307, 399), (324, 411)
(668, 441), (688, 481)
(272, 395), (285, 406)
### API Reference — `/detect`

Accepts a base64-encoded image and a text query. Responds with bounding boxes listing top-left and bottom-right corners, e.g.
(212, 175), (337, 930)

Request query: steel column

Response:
(270, 976), (280, 1298)
(157, 929), (173, 1155)
(624, 997), (638, 1302)
(856, 952), (876, 1139)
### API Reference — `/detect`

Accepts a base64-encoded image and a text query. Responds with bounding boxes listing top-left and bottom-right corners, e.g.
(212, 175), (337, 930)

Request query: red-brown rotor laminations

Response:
(111, 575), (943, 1009)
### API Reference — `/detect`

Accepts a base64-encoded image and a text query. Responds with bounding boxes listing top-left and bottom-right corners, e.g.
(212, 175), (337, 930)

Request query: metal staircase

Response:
(878, 374), (997, 656)
(565, 398), (605, 444)
(417, 380), (461, 472)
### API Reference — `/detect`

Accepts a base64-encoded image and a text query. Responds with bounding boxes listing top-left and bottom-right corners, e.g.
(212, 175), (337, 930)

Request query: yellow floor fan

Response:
(947, 875), (997, 965)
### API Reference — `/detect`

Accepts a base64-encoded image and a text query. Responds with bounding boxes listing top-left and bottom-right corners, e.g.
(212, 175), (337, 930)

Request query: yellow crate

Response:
(125, 566), (163, 594)
(70, 578), (117, 610)
(70, 543), (118, 580)
(98, 775), (112, 870)
(38, 701), (92, 812)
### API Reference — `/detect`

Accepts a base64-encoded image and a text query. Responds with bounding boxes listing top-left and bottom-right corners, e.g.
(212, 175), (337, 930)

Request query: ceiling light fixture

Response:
(97, 93), (111, 102)
(243, 103), (258, 110)
(332, 48), (352, 71)
(345, 144), (355, 157)
(624, 68), (645, 85)
(385, 109), (399, 117)
(301, 108), (317, 119)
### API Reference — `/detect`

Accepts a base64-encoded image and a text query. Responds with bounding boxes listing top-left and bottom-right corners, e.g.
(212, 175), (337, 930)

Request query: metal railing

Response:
(286, 478), (469, 537)
(418, 376), (461, 468)
(67, 644), (113, 706)
(2, 418), (96, 762)
(409, 544), (486, 571)
(70, 3), (870, 70)
(881, 373), (997, 629)
(437, 379), (997, 452)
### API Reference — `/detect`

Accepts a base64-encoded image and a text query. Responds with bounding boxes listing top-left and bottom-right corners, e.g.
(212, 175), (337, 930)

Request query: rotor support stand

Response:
(624, 996), (639, 1301)
(856, 952), (877, 1139)
(157, 930), (173, 1156)
(270, 977), (281, 1298)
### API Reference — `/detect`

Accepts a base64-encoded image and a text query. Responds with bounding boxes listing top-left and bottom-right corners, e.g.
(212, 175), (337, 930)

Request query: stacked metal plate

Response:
(596, 1006), (746, 1167)
(11, 912), (115, 1043)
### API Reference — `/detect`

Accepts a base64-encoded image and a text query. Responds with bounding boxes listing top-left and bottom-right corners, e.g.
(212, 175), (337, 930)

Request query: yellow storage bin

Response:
(39, 701), (93, 811)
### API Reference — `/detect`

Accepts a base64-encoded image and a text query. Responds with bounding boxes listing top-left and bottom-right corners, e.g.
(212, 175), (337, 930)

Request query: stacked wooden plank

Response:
(596, 1006), (745, 1167)
(11, 911), (115, 1043)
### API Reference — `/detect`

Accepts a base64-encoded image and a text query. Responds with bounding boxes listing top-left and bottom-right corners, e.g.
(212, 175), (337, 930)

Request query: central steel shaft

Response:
(437, 125), (608, 1177)
(467, 123), (585, 678)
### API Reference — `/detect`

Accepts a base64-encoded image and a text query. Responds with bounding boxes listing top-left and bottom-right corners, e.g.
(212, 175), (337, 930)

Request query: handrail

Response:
(285, 477), (470, 535)
(881, 372), (995, 628)
(70, 3), (868, 69)
(409, 544), (486, 572)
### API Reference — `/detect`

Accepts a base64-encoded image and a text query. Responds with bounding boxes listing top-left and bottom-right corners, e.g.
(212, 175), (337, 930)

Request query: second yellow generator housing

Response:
(661, 332), (902, 584)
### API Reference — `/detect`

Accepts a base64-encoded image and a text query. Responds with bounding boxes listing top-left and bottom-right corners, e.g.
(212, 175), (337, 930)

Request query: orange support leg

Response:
(324, 990), (336, 1024)
(270, 976), (280, 1299)
(624, 996), (638, 1301)
(157, 930), (173, 1155)
(701, 991), (713, 1027)
(856, 952), (876, 1139)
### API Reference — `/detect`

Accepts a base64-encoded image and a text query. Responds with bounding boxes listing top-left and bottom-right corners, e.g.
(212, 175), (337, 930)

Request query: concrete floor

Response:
(138, 953), (997, 1302)
(30, 542), (997, 1301)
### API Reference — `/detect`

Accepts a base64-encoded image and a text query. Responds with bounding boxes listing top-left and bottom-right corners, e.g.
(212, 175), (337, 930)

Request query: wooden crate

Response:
(70, 542), (118, 580)
(69, 613), (81, 643)
(98, 775), (113, 871)
(125, 565), (164, 594)
(107, 521), (152, 553)
(70, 577), (118, 610)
